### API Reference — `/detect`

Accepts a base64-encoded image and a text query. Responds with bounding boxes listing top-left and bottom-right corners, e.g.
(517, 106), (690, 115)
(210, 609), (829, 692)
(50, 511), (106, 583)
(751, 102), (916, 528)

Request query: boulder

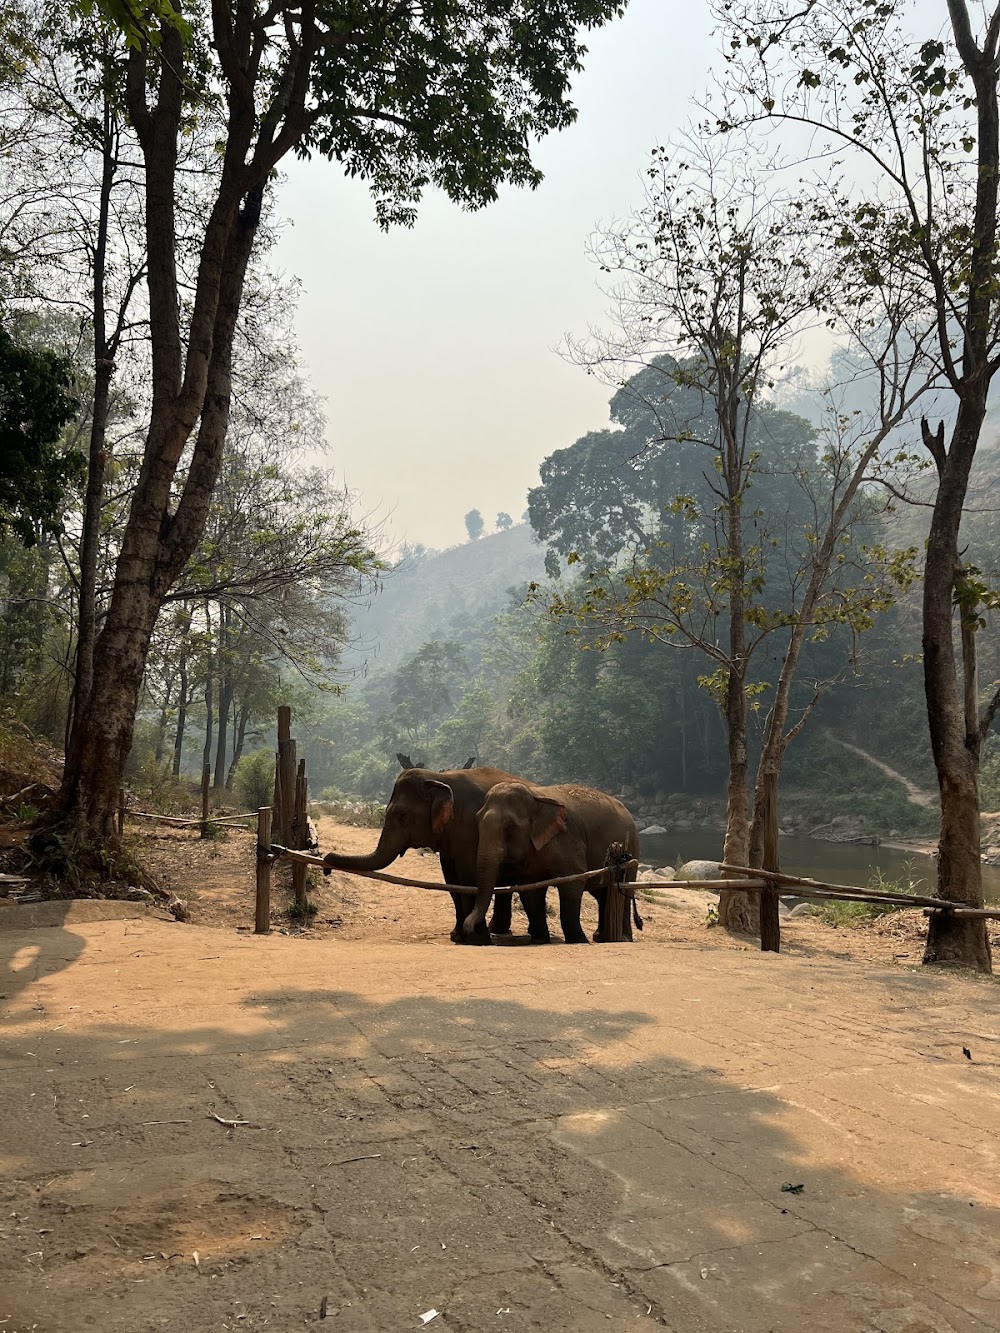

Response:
(676, 859), (722, 881)
(653, 866), (676, 881)
(639, 824), (668, 836)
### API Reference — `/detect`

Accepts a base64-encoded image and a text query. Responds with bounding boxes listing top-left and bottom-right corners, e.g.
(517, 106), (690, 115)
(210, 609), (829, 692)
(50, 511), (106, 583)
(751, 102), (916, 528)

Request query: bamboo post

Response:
(276, 706), (296, 846)
(292, 759), (308, 913)
(255, 806), (272, 933)
(117, 788), (125, 839)
(200, 762), (211, 837)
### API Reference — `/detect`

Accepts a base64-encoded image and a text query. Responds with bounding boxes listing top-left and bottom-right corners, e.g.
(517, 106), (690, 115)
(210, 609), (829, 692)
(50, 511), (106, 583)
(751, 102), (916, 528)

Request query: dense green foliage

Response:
(0, 324), (81, 545)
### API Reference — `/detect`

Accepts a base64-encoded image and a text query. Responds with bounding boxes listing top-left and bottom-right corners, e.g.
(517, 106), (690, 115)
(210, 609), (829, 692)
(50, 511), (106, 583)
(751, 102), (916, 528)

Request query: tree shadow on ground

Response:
(0, 929), (998, 1332)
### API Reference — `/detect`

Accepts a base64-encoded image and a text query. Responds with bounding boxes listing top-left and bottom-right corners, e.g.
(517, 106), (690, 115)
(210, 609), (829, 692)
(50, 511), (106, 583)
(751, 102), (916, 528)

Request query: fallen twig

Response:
(209, 1112), (251, 1127)
(320, 1153), (382, 1167)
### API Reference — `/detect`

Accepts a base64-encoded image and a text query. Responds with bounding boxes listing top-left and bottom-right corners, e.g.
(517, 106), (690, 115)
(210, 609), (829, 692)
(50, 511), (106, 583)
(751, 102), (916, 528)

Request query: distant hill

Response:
(342, 523), (548, 683)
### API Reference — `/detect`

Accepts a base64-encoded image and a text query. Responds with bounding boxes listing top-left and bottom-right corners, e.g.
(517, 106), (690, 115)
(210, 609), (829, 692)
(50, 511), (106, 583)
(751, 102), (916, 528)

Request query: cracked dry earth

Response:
(2, 875), (1000, 1330)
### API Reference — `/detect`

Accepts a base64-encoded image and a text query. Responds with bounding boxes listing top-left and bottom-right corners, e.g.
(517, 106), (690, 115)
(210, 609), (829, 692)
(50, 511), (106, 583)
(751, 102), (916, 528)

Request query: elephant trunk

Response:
(464, 836), (501, 937)
(322, 822), (407, 875)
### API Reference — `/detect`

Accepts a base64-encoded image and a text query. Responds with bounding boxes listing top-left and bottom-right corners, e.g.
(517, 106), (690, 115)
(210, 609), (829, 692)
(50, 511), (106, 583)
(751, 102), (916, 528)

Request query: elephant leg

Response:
(593, 885), (608, 943)
(558, 883), (589, 944)
(449, 890), (470, 943)
(519, 888), (551, 943)
(461, 887), (496, 946)
(488, 891), (514, 935)
(450, 888), (492, 945)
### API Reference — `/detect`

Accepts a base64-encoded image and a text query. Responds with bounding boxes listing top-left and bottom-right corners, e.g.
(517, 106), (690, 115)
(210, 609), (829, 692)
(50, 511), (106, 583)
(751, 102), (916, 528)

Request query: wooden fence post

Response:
(760, 881), (781, 953)
(600, 842), (630, 943)
(292, 759), (309, 913)
(276, 705), (296, 846)
(255, 806), (272, 934)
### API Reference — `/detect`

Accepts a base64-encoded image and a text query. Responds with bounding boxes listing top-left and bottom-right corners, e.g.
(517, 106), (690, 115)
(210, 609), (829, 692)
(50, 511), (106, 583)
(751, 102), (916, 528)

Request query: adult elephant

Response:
(321, 766), (548, 942)
(463, 779), (640, 945)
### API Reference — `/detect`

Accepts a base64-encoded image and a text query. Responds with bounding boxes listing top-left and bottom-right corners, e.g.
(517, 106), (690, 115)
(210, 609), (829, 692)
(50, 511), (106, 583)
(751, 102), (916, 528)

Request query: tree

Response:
(381, 641), (468, 754)
(0, 322), (81, 545)
(715, 0), (997, 967)
(52, 0), (628, 852)
(495, 512), (513, 531)
(464, 509), (485, 542)
(26, 17), (151, 746)
(541, 141), (923, 939)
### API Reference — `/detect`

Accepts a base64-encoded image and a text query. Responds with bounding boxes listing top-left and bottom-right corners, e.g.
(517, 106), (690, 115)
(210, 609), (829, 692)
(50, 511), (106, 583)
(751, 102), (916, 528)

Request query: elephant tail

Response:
(631, 894), (644, 932)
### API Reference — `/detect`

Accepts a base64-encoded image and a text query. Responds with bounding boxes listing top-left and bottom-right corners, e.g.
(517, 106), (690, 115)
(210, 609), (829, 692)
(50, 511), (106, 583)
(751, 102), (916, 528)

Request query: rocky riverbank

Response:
(623, 789), (1000, 869)
(622, 787), (882, 844)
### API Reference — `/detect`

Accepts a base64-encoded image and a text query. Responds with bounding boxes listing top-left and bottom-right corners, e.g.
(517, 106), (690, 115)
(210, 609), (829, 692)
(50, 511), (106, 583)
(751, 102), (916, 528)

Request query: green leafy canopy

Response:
(0, 325), (81, 546)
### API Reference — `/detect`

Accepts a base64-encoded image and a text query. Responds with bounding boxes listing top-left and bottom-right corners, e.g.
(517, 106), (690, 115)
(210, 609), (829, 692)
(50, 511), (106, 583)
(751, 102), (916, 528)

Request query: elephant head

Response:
(323, 769), (455, 875)
(476, 782), (567, 870)
(464, 781), (568, 937)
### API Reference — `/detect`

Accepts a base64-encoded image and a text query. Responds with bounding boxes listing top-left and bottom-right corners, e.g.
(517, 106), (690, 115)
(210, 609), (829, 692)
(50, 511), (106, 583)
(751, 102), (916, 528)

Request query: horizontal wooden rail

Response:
(267, 844), (1000, 920)
(718, 862), (962, 911)
(269, 844), (640, 896)
(922, 906), (1000, 921)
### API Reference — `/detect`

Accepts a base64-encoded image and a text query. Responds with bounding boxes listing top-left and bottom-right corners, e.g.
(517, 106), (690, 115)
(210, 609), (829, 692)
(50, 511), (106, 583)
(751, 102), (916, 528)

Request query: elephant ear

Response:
(530, 797), (568, 851)
(423, 778), (455, 834)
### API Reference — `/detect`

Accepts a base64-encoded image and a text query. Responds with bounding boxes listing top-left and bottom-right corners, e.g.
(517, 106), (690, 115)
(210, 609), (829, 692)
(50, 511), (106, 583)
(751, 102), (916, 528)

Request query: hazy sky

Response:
(272, 1), (714, 551)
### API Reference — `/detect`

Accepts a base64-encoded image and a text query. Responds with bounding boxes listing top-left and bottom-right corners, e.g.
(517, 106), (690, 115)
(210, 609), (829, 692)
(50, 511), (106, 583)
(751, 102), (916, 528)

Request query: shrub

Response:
(812, 863), (924, 927)
(233, 749), (274, 811)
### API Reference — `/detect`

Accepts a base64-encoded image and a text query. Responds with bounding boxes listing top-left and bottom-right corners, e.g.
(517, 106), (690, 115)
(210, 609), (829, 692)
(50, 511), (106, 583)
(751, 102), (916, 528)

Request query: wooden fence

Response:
(251, 806), (1000, 948)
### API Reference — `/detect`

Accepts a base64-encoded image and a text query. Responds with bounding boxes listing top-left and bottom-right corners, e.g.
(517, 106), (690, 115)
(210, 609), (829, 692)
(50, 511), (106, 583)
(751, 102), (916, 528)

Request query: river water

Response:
(639, 827), (1000, 905)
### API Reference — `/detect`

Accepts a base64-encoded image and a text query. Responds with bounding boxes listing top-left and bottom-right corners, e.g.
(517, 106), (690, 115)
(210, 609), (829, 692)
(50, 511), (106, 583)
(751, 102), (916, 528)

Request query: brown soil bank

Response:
(1, 818), (998, 1331)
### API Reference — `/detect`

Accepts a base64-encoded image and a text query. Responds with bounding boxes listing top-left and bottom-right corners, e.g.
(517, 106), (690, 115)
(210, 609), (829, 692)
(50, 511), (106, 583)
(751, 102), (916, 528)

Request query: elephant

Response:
(396, 753), (475, 771)
(321, 766), (549, 942)
(462, 779), (641, 945)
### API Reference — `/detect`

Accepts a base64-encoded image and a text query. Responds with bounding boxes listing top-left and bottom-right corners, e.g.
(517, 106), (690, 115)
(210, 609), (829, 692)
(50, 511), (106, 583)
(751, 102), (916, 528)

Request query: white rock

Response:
(676, 859), (722, 881)
(639, 824), (668, 836)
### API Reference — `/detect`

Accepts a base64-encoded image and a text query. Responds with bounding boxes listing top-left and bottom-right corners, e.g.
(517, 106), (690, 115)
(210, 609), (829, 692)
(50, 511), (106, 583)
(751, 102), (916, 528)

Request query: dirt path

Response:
(1, 820), (999, 1332)
(825, 730), (936, 807)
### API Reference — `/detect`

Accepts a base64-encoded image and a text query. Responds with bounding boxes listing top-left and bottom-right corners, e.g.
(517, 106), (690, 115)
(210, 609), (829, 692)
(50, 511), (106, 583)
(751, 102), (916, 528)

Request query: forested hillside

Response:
(299, 404), (1000, 842)
(342, 523), (546, 682)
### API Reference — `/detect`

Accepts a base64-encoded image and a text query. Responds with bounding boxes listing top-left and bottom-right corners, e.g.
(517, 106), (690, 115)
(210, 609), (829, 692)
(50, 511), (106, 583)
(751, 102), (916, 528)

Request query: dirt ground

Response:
(1, 816), (999, 1332)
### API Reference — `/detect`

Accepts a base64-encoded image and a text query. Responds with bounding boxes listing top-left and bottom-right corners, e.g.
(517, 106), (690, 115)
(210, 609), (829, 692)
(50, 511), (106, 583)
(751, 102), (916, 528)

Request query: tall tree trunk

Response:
(917, 1), (1000, 972)
(69, 86), (118, 746)
(718, 442), (754, 933)
(56, 74), (264, 840)
(54, 1), (270, 847)
(226, 703), (249, 790)
(922, 407), (992, 971)
(154, 675), (172, 765)
(214, 606), (233, 789)
(60, 580), (171, 836)
(172, 616), (192, 778)
(172, 678), (188, 778)
(202, 616), (215, 788)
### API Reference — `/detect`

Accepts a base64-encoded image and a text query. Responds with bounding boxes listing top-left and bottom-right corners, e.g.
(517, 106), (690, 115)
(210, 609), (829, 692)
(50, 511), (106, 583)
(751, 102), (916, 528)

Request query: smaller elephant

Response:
(321, 765), (548, 942)
(464, 780), (640, 945)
